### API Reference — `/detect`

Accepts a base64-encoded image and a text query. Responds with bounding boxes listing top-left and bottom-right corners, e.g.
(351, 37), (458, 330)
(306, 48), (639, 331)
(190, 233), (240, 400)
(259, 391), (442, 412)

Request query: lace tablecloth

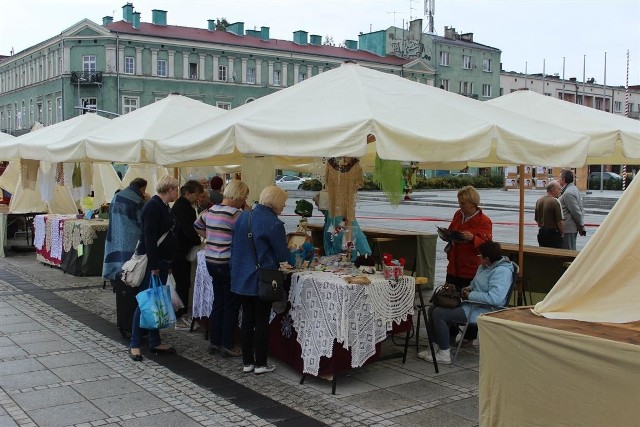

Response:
(289, 271), (415, 376)
(34, 214), (77, 263)
(192, 250), (213, 319)
(62, 219), (109, 252)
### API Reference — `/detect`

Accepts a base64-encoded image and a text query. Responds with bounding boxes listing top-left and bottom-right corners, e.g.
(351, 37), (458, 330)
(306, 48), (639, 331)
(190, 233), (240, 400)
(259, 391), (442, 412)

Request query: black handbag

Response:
(248, 212), (286, 303)
(429, 283), (461, 308)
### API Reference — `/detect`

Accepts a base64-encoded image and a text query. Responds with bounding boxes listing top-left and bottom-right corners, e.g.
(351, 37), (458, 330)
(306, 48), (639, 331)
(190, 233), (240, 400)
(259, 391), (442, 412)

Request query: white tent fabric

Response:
(157, 63), (590, 168)
(121, 164), (169, 196)
(91, 164), (122, 209)
(0, 161), (20, 194)
(1, 115), (110, 162)
(0, 132), (15, 143)
(488, 90), (640, 164)
(8, 174), (77, 214)
(84, 94), (227, 164)
(532, 177), (640, 322)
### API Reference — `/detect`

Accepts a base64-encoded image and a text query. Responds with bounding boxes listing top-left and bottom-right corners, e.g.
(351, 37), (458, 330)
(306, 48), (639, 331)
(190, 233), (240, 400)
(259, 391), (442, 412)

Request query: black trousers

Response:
(172, 256), (191, 318)
(240, 295), (272, 367)
(537, 227), (563, 248)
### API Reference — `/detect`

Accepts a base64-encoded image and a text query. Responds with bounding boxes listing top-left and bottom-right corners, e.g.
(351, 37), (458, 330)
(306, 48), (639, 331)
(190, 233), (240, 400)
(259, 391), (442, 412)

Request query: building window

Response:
(482, 84), (492, 98)
(246, 67), (256, 84)
(189, 63), (198, 79)
(36, 102), (42, 123)
(124, 56), (135, 74)
(157, 59), (167, 77)
(459, 81), (473, 95)
(218, 65), (227, 82)
(273, 70), (281, 86)
(440, 79), (449, 91)
(29, 99), (34, 125)
(614, 101), (622, 112)
(80, 98), (97, 114)
(216, 102), (231, 110)
(439, 51), (449, 66)
(122, 97), (138, 114)
(56, 97), (62, 123)
(482, 58), (492, 72)
(46, 100), (52, 125)
(298, 72), (306, 83)
(595, 98), (603, 110)
(462, 55), (472, 69)
(82, 55), (96, 72)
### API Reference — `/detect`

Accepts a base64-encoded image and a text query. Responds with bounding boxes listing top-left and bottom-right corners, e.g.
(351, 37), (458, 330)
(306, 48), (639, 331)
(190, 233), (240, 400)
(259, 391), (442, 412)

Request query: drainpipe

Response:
(60, 37), (65, 119)
(116, 34), (120, 115)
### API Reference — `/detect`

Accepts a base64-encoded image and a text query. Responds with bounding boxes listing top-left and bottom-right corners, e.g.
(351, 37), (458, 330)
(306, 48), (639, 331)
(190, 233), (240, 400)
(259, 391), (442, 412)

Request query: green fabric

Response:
(71, 163), (82, 188)
(373, 155), (403, 206)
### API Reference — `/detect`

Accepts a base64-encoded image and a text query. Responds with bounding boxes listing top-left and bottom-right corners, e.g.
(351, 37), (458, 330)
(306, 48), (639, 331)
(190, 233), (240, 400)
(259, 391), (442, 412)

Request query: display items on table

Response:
(382, 253), (405, 280)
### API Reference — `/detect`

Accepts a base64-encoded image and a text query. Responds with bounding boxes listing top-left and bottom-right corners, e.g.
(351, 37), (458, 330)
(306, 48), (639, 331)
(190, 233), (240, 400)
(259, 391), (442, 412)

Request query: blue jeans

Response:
(130, 260), (169, 349)
(427, 305), (467, 350)
(207, 263), (240, 349)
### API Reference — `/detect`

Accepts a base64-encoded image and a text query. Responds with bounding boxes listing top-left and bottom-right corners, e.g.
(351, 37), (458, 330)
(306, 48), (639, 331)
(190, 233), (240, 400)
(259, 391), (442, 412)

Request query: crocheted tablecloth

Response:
(62, 219), (109, 253)
(289, 271), (414, 376)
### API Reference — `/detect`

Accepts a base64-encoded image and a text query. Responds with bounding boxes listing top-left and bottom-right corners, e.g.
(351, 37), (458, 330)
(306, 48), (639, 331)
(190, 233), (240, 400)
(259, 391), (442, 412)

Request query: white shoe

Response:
(254, 364), (275, 374)
(417, 344), (439, 360)
(174, 317), (191, 331)
(422, 349), (452, 364)
(243, 364), (254, 373)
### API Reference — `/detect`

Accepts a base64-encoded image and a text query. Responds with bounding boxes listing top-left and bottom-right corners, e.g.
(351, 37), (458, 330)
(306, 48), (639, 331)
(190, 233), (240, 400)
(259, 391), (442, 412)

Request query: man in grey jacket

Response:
(559, 170), (586, 250)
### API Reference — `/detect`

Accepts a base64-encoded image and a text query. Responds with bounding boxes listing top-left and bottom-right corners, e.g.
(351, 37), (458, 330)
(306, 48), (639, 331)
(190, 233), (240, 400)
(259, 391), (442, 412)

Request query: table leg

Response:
(420, 303), (439, 373)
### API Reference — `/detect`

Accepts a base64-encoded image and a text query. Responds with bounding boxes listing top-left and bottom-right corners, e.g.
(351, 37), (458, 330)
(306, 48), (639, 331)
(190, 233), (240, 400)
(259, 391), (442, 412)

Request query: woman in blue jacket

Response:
(420, 241), (514, 365)
(231, 186), (290, 375)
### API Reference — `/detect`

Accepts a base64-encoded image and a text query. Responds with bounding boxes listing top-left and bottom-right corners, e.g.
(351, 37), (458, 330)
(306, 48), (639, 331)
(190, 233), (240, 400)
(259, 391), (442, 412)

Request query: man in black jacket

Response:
(171, 180), (204, 328)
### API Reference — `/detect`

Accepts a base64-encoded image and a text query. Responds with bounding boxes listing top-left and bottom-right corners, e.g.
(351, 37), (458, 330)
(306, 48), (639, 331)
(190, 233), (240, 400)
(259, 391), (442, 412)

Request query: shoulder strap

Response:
(247, 211), (260, 269)
(157, 230), (169, 246)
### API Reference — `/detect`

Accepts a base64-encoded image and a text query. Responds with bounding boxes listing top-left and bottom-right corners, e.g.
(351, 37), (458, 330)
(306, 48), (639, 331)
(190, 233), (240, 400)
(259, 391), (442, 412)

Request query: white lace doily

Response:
(34, 215), (46, 250)
(288, 271), (415, 376)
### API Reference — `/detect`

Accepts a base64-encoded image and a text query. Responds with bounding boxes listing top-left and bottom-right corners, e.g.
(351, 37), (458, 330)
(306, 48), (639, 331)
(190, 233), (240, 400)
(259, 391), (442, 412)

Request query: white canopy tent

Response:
(157, 63), (590, 168)
(488, 89), (640, 164)
(1, 114), (110, 162)
(83, 94), (228, 164)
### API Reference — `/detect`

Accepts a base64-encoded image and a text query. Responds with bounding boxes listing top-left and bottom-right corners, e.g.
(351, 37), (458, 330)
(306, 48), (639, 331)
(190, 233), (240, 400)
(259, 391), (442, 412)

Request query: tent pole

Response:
(518, 164), (525, 301)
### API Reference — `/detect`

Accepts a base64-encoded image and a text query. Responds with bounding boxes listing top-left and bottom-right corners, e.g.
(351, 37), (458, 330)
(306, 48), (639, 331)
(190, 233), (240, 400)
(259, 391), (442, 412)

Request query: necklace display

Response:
(328, 157), (359, 173)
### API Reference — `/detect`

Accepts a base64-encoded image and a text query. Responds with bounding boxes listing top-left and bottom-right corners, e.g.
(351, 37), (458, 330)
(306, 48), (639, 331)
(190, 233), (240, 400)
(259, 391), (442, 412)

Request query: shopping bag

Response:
(136, 275), (176, 329)
(166, 273), (184, 311)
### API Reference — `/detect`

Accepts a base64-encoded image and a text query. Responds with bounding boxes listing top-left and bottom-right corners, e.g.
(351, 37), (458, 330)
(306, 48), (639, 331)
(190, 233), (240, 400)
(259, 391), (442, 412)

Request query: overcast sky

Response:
(1, 0), (638, 87)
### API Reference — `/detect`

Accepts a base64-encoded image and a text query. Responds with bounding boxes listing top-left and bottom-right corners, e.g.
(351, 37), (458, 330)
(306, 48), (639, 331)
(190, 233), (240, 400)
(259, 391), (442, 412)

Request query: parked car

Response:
(275, 175), (307, 190)
(590, 172), (622, 181)
(447, 172), (473, 178)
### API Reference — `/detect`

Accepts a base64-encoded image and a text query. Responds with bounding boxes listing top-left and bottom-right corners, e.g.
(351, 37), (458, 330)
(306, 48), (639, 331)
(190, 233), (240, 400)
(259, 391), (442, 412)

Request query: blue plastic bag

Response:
(136, 275), (176, 329)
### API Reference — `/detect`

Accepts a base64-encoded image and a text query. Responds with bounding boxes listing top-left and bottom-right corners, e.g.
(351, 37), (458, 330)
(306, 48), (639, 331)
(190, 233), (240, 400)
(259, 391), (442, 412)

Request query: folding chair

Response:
(450, 262), (519, 365)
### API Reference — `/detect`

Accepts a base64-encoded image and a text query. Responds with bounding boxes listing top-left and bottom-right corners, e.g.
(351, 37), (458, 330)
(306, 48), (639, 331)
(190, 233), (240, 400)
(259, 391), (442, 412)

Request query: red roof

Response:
(106, 21), (408, 66)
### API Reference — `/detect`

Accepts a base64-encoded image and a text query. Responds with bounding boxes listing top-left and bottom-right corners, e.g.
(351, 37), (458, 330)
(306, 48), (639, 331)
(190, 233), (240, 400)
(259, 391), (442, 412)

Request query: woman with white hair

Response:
(231, 186), (290, 375)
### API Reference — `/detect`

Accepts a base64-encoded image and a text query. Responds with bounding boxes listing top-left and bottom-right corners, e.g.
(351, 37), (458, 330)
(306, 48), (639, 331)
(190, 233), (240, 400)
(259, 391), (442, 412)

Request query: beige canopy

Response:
(157, 63), (590, 168)
(488, 90), (640, 164)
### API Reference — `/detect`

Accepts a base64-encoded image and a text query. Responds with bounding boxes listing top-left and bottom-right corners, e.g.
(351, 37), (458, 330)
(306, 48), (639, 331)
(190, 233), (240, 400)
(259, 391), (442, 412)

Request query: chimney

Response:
(460, 32), (473, 42)
(152, 9), (167, 26)
(345, 40), (358, 50)
(444, 26), (456, 40)
(246, 29), (261, 38)
(132, 12), (141, 29)
(208, 19), (216, 31)
(102, 16), (113, 26)
(293, 30), (308, 45)
(122, 3), (134, 23)
(309, 34), (322, 46)
(226, 22), (244, 36)
(260, 26), (270, 41)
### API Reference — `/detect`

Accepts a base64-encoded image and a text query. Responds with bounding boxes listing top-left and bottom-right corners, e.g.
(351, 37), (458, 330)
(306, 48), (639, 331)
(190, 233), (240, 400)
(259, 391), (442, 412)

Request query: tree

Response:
(215, 18), (230, 31)
(323, 35), (335, 46)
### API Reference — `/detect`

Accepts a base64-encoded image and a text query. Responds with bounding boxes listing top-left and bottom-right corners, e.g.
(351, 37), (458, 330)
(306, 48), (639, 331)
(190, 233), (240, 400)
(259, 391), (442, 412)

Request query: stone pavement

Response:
(0, 188), (620, 427)
(0, 249), (480, 427)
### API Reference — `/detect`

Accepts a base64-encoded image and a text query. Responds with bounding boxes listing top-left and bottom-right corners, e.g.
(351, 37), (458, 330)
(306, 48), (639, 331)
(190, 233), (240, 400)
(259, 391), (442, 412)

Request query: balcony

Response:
(70, 71), (102, 84)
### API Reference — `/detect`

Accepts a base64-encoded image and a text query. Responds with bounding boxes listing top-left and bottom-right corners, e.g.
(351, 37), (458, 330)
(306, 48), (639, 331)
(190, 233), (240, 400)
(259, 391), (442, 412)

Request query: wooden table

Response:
(498, 242), (579, 297)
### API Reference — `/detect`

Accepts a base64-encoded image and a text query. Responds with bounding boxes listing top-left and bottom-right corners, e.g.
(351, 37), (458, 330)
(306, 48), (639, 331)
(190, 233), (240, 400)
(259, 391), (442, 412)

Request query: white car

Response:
(275, 175), (307, 190)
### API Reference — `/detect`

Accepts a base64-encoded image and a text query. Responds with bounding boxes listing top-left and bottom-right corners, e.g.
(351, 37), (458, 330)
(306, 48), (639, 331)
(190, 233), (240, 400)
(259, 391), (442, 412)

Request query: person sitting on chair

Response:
(419, 241), (514, 365)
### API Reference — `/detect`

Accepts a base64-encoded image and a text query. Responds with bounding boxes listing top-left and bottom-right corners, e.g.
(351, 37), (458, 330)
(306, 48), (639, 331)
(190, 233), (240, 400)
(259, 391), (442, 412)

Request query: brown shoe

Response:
(220, 346), (242, 358)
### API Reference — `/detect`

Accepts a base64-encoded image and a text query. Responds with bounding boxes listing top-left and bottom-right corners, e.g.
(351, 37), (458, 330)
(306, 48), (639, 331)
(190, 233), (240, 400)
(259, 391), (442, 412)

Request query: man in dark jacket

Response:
(171, 180), (204, 328)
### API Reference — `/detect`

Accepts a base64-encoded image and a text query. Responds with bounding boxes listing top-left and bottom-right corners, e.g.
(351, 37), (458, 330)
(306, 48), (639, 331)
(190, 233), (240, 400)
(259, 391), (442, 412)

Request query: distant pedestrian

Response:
(535, 181), (564, 248)
(559, 170), (586, 250)
(209, 176), (224, 205)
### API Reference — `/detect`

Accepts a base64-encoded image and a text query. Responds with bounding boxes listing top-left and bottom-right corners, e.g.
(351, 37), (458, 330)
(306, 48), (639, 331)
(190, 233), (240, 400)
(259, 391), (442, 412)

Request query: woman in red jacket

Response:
(440, 185), (493, 346)
(444, 186), (493, 291)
